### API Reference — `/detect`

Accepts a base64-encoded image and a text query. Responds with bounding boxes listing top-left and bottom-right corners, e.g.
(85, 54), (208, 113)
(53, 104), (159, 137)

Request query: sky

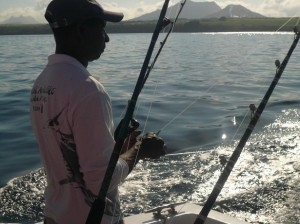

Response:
(0, 0), (300, 23)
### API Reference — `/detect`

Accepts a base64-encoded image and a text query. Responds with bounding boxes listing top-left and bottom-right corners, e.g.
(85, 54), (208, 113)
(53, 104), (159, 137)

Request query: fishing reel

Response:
(114, 118), (140, 140)
(161, 17), (172, 31)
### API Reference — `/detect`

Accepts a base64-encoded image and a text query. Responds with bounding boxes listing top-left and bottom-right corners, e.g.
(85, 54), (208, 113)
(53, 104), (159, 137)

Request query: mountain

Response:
(129, 1), (221, 21)
(129, 1), (265, 21)
(1, 16), (39, 24)
(207, 4), (265, 18)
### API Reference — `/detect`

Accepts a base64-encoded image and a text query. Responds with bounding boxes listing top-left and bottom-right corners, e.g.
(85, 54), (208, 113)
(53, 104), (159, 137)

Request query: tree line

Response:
(0, 18), (297, 35)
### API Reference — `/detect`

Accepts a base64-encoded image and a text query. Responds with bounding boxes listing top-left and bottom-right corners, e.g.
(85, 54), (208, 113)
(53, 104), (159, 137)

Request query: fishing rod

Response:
(141, 0), (187, 90)
(194, 27), (300, 224)
(115, 0), (187, 138)
(86, 0), (188, 223)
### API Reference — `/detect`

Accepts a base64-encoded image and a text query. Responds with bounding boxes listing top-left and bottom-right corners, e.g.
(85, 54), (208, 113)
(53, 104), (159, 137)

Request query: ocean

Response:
(0, 31), (300, 223)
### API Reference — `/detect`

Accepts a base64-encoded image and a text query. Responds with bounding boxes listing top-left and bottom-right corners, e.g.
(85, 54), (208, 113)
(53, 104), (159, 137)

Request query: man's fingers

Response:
(129, 130), (141, 138)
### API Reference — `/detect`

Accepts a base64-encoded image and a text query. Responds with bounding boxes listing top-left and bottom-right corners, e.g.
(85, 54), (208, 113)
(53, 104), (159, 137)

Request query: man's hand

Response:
(120, 130), (141, 154)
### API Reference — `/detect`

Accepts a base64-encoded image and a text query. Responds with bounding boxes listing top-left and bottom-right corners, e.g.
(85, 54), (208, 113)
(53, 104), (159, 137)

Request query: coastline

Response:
(0, 17), (298, 35)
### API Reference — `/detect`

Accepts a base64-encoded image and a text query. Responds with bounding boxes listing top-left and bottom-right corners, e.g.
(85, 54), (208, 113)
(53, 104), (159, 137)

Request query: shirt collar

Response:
(48, 54), (86, 71)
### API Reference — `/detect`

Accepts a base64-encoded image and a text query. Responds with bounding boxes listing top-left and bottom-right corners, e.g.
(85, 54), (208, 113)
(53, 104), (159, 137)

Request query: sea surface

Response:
(0, 31), (300, 223)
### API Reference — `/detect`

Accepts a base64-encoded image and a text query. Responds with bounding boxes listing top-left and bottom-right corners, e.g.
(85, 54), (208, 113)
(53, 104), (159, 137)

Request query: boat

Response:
(0, 202), (249, 224)
(123, 202), (249, 224)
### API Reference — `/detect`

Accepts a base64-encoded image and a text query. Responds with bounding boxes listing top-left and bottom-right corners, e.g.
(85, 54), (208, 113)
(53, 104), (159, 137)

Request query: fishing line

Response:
(157, 85), (215, 134)
(118, 8), (300, 224)
(136, 1), (188, 214)
(131, 1), (178, 148)
(118, 1), (180, 131)
(276, 9), (300, 31)
(107, 1), (187, 220)
(166, 14), (300, 133)
(164, 15), (300, 224)
(157, 17), (300, 149)
(137, 0), (186, 135)
(297, 17), (300, 26)
(155, 42), (265, 136)
(226, 19), (299, 147)
(195, 28), (300, 224)
(86, 1), (173, 223)
(227, 17), (300, 143)
(196, 31), (300, 224)
(140, 0), (180, 132)
(116, 2), (177, 124)
(130, 0), (187, 144)
(143, 83), (159, 134)
(155, 13), (300, 224)
(109, 15), (300, 223)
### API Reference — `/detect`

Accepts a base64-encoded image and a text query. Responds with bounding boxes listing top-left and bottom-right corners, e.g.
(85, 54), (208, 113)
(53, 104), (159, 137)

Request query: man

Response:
(30, 0), (165, 223)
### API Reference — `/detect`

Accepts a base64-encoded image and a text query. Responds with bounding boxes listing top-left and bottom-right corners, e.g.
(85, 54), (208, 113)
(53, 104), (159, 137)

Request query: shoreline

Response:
(0, 18), (298, 35)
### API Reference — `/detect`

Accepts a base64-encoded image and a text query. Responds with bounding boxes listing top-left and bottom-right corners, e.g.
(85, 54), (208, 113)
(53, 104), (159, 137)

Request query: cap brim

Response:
(102, 10), (124, 22)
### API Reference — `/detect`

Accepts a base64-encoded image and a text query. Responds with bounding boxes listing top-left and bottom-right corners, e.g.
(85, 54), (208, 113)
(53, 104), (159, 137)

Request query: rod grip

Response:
(85, 199), (106, 224)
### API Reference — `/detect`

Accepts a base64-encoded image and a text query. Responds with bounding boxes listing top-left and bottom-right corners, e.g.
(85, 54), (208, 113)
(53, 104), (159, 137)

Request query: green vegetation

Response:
(185, 17), (298, 32)
(0, 17), (298, 35)
(0, 24), (50, 35)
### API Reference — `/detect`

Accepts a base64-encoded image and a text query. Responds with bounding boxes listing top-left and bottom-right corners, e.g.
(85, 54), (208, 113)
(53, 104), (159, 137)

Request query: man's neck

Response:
(55, 48), (88, 68)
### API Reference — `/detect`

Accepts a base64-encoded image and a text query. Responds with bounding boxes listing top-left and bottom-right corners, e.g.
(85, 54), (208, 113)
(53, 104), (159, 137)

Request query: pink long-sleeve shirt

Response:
(30, 54), (128, 224)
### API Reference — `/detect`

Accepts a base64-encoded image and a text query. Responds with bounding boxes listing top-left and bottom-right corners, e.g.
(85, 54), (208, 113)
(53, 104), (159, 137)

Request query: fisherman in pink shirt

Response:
(30, 0), (166, 223)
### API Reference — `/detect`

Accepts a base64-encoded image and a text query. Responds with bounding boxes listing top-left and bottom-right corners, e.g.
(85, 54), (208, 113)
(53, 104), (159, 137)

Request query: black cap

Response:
(45, 0), (124, 29)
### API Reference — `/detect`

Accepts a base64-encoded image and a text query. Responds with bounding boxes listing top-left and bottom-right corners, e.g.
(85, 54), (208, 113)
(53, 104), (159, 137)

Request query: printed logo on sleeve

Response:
(31, 85), (56, 113)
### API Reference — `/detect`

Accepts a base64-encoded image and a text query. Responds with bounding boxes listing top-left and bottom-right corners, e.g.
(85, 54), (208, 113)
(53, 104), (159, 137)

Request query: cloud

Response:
(97, 1), (178, 20)
(0, 0), (50, 23)
(35, 0), (51, 11)
(259, 0), (300, 17)
(0, 7), (43, 23)
(101, 3), (138, 20)
(0, 0), (163, 23)
(214, 0), (300, 17)
(1, 0), (300, 24)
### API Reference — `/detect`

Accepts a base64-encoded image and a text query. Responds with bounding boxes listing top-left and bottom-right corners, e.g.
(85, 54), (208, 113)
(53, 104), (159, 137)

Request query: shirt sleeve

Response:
(70, 83), (129, 195)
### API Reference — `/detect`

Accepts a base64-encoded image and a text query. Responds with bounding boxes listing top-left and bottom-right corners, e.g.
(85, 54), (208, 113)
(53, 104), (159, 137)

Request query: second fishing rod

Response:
(194, 27), (300, 224)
